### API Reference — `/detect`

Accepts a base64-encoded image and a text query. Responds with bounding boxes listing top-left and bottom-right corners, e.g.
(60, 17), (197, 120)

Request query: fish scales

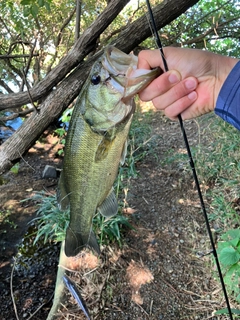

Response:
(58, 46), (160, 257)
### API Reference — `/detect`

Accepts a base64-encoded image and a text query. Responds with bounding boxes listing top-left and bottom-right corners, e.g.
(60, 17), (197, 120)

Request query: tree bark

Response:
(0, 0), (199, 174)
(0, 0), (130, 111)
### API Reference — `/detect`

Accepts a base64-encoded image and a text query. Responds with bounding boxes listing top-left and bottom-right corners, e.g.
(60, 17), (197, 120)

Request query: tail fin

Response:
(64, 227), (100, 257)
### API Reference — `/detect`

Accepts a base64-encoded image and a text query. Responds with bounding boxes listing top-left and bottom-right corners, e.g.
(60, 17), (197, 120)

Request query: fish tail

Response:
(64, 227), (100, 257)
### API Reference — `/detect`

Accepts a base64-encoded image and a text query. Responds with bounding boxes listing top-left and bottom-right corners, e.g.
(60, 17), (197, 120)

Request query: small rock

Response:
(42, 165), (57, 178)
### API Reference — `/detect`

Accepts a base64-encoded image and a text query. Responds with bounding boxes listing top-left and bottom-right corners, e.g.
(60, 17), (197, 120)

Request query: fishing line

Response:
(145, 1), (233, 319)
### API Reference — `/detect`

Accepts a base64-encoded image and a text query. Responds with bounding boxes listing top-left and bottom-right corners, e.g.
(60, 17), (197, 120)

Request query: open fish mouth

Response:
(101, 46), (160, 99)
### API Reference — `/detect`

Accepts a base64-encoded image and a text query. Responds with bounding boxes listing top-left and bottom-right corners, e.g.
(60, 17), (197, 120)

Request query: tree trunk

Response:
(0, 0), (199, 174)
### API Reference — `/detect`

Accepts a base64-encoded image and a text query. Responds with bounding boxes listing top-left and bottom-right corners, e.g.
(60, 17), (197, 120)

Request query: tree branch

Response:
(0, 54), (39, 59)
(0, 0), (130, 111)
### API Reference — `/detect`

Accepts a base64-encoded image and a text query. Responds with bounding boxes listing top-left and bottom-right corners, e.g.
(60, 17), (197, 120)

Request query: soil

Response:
(0, 109), (236, 320)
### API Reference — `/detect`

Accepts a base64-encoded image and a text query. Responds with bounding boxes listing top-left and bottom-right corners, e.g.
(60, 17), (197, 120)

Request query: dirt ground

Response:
(0, 109), (235, 319)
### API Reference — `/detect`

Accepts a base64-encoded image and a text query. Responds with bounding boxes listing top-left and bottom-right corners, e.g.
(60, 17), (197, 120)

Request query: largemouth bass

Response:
(58, 46), (159, 257)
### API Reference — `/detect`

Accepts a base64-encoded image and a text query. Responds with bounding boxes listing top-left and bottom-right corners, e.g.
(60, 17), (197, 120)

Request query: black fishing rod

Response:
(145, 1), (233, 319)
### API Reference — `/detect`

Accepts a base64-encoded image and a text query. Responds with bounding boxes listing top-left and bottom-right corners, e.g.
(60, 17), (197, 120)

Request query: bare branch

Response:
(0, 79), (14, 94)
(0, 108), (35, 122)
(56, 7), (76, 47)
(0, 54), (39, 59)
(21, 69), (38, 112)
(75, 0), (81, 41)
(175, 15), (240, 46)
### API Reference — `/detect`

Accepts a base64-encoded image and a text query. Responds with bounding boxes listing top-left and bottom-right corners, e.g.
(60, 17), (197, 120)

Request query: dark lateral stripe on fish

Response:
(63, 274), (91, 320)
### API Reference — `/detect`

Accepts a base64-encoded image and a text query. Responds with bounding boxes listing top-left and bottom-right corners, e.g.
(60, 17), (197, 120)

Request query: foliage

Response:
(54, 107), (73, 155)
(141, 0), (240, 57)
(28, 189), (134, 248)
(2, 0), (240, 309)
(0, 209), (18, 231)
(216, 229), (240, 311)
(27, 191), (69, 244)
(93, 212), (134, 247)
(10, 162), (20, 174)
(215, 308), (240, 316)
(20, 0), (52, 17)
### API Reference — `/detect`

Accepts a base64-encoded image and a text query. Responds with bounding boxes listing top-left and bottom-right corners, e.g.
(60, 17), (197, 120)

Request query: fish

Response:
(63, 274), (91, 320)
(57, 46), (160, 257)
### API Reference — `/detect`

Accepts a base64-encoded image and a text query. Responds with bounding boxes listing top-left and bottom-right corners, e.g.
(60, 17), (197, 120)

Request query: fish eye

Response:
(91, 74), (101, 85)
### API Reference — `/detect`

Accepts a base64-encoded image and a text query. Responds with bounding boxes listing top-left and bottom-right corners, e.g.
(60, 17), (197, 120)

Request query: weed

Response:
(0, 210), (18, 230)
(26, 191), (69, 244)
(213, 229), (240, 316)
(54, 108), (73, 156)
(28, 190), (133, 248)
(217, 229), (240, 302)
(10, 162), (20, 174)
(94, 211), (134, 247)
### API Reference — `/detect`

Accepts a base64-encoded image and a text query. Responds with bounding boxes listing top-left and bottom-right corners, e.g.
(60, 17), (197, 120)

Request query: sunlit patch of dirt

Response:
(127, 259), (154, 305)
(64, 250), (100, 271)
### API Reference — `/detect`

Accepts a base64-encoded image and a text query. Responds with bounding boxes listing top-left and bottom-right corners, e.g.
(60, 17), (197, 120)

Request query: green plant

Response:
(0, 210), (18, 230)
(216, 229), (240, 304)
(10, 162), (20, 174)
(26, 191), (69, 244)
(27, 190), (134, 248)
(215, 308), (240, 316)
(54, 108), (73, 156)
(93, 211), (134, 247)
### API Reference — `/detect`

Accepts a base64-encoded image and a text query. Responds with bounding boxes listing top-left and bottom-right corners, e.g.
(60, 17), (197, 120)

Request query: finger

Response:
(138, 49), (165, 70)
(149, 77), (198, 110)
(154, 91), (198, 120)
(139, 70), (181, 101)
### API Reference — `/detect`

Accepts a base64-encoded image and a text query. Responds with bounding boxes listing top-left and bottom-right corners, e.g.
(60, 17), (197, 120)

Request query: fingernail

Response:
(168, 73), (179, 84)
(185, 79), (197, 90)
(188, 91), (197, 100)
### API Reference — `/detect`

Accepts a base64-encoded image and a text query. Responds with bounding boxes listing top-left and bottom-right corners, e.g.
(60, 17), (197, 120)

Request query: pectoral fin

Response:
(65, 227), (100, 257)
(98, 189), (118, 217)
(120, 139), (128, 165)
(95, 137), (114, 162)
(57, 173), (70, 211)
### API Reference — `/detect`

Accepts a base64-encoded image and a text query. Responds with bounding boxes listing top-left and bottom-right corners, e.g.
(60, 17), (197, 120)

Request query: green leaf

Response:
(222, 229), (240, 240)
(38, 0), (44, 7)
(215, 308), (240, 315)
(30, 3), (39, 17)
(220, 247), (240, 266)
(44, 1), (51, 12)
(23, 6), (30, 17)
(20, 0), (32, 5)
(229, 237), (240, 247)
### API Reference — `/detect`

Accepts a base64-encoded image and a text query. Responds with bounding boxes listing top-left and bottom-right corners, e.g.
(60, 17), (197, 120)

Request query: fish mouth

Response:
(102, 46), (160, 99)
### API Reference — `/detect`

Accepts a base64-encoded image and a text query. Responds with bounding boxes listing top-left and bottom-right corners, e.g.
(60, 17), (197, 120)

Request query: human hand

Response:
(138, 47), (238, 120)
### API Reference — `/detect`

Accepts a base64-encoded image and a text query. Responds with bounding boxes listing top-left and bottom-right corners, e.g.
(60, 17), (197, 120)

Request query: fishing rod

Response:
(145, 1), (233, 319)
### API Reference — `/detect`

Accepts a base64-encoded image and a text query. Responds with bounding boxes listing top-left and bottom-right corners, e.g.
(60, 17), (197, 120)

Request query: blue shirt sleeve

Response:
(215, 60), (240, 130)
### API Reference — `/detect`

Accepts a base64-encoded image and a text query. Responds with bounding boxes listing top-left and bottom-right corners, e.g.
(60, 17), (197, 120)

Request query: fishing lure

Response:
(145, 1), (233, 319)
